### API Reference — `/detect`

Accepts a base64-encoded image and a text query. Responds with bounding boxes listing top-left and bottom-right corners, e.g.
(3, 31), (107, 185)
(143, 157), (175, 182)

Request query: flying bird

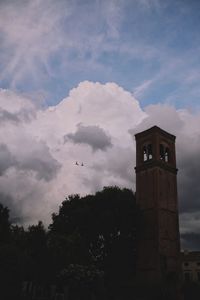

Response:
(81, 162), (84, 166)
(75, 161), (79, 165)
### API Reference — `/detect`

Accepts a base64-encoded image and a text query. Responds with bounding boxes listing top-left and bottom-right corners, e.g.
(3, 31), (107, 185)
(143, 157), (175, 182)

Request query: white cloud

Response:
(133, 79), (154, 98)
(0, 81), (144, 225)
(0, 80), (200, 246)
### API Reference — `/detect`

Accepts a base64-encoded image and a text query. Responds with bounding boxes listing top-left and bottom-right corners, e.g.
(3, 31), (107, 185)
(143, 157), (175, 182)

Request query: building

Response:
(181, 251), (200, 282)
(135, 126), (181, 285)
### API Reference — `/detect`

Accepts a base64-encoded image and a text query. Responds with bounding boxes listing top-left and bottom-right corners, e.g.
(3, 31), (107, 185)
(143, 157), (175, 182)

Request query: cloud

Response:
(0, 80), (200, 251)
(65, 124), (112, 151)
(1, 0), (200, 114)
(133, 79), (154, 98)
(0, 168), (54, 226)
(178, 148), (200, 214)
(0, 144), (16, 175)
(0, 109), (20, 124)
(0, 0), (124, 90)
(16, 140), (61, 182)
(0, 0), (200, 250)
(0, 0), (68, 87)
(130, 104), (184, 134)
(181, 233), (200, 251)
(0, 81), (144, 225)
(0, 89), (36, 124)
(0, 89), (60, 181)
(0, 108), (36, 124)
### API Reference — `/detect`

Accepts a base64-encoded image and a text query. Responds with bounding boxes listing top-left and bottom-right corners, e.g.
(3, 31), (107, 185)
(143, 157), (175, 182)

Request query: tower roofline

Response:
(135, 125), (176, 141)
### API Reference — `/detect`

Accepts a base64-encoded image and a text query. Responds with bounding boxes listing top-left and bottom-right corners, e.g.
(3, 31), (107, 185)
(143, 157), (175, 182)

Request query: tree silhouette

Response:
(0, 203), (10, 244)
(0, 187), (138, 299)
(49, 186), (137, 295)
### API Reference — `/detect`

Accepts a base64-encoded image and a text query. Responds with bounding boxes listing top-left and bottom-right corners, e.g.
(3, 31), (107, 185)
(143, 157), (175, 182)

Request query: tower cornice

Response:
(135, 125), (176, 142)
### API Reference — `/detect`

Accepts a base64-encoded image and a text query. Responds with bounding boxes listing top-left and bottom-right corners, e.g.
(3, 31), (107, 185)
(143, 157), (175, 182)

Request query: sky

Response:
(0, 0), (200, 250)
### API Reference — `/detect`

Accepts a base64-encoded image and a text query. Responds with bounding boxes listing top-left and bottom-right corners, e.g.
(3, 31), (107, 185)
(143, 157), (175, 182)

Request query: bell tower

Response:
(135, 126), (180, 284)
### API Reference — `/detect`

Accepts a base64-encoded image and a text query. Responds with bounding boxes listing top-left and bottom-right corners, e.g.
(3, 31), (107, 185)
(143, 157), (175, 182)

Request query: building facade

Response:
(181, 251), (200, 282)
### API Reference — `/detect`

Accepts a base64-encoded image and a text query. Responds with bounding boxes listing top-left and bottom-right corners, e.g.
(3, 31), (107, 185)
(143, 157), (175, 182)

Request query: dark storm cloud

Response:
(65, 124), (112, 151)
(177, 133), (200, 213)
(181, 233), (200, 251)
(178, 149), (200, 249)
(178, 150), (200, 251)
(0, 144), (16, 175)
(178, 150), (200, 213)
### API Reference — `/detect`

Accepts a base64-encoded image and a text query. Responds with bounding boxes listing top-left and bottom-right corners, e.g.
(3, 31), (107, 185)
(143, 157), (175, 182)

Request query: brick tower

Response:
(135, 126), (181, 285)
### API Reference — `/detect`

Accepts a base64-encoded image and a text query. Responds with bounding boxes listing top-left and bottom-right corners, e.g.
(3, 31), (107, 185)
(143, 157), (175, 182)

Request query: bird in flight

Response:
(75, 161), (84, 166)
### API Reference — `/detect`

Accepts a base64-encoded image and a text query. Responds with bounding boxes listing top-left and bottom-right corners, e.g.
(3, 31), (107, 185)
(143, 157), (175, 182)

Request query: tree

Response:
(0, 204), (24, 299)
(49, 186), (137, 293)
(25, 221), (50, 284)
(0, 203), (10, 244)
(0, 187), (138, 299)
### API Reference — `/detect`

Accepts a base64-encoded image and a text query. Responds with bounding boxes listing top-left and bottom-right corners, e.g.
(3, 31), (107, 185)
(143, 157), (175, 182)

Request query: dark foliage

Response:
(49, 186), (137, 296)
(0, 203), (10, 244)
(0, 186), (137, 299)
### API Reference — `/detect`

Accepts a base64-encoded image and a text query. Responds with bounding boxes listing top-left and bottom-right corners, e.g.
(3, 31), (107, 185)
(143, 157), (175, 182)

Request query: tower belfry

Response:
(135, 126), (180, 284)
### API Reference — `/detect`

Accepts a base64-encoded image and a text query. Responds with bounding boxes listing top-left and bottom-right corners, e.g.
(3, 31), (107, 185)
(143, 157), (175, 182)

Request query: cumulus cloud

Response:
(16, 140), (61, 182)
(0, 109), (20, 124)
(0, 89), (36, 123)
(0, 81), (200, 251)
(0, 81), (144, 225)
(65, 124), (112, 151)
